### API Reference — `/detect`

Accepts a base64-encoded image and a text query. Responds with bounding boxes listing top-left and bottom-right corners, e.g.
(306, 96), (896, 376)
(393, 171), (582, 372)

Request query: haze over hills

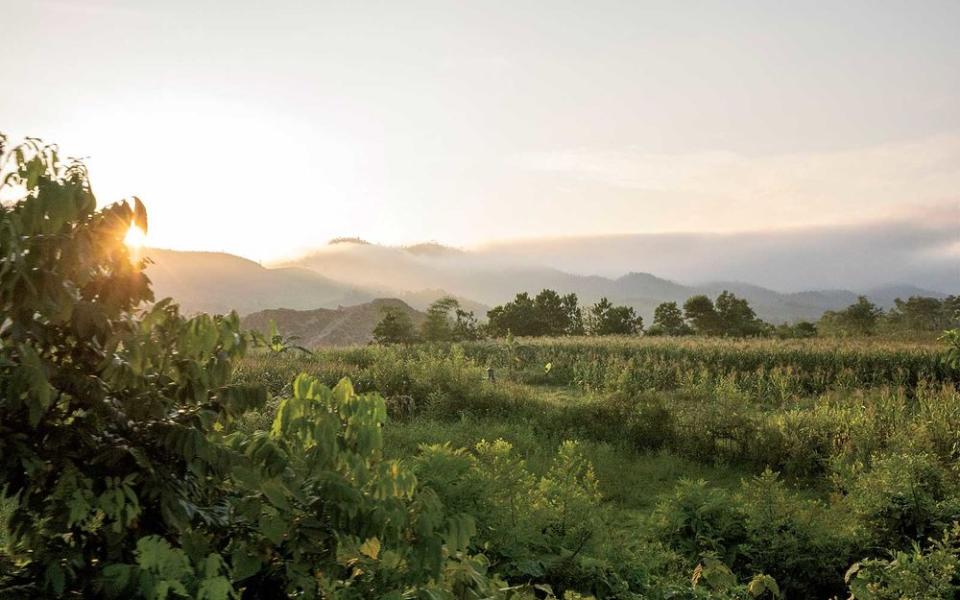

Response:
(143, 248), (483, 316)
(144, 249), (374, 315)
(143, 233), (951, 327)
(472, 209), (959, 294)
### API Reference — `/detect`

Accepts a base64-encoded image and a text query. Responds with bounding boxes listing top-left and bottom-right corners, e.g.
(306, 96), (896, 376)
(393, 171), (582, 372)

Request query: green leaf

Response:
(231, 547), (263, 581)
(44, 561), (65, 595)
(258, 511), (287, 545)
(260, 478), (291, 511)
(197, 576), (233, 600)
(101, 564), (136, 596)
(21, 345), (53, 427)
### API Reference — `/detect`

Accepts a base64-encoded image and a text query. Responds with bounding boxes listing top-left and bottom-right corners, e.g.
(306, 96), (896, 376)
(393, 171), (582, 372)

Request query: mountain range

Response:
(142, 240), (949, 327)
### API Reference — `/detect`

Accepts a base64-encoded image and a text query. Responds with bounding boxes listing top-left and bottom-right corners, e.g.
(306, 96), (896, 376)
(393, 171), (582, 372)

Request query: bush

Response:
(846, 524), (960, 599)
(847, 453), (960, 551)
(651, 480), (747, 566)
(413, 439), (643, 597)
(737, 471), (854, 598)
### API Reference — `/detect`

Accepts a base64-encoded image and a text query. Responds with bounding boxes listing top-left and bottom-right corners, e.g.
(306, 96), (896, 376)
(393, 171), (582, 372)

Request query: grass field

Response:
(231, 336), (960, 598)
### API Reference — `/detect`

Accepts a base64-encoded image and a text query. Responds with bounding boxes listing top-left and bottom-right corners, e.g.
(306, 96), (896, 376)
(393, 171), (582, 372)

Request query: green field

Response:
(231, 336), (960, 598)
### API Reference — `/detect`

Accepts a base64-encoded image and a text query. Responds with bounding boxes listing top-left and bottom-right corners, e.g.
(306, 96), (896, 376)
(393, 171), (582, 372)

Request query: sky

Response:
(2, 0), (958, 265)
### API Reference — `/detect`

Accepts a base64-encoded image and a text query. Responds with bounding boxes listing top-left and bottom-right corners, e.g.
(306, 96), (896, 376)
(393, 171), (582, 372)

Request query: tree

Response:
(887, 296), (955, 333)
(532, 289), (583, 336)
(714, 291), (765, 337)
(486, 290), (582, 338)
(588, 297), (643, 335)
(563, 293), (586, 335)
(373, 307), (418, 344)
(684, 295), (722, 336)
(821, 296), (883, 336)
(452, 305), (481, 341)
(421, 296), (459, 341)
(487, 292), (538, 337)
(0, 134), (259, 594)
(420, 297), (479, 342)
(773, 320), (818, 339)
(652, 301), (691, 336)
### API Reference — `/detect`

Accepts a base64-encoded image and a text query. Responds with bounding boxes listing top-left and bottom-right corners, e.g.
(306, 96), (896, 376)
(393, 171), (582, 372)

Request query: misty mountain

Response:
(473, 210), (959, 294)
(145, 236), (950, 326)
(144, 248), (484, 316)
(144, 249), (374, 315)
(277, 242), (948, 324)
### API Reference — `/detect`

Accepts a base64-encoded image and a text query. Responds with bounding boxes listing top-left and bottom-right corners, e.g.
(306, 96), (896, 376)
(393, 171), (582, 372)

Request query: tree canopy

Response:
(485, 289), (583, 337)
(587, 297), (643, 335)
(651, 301), (691, 336)
(372, 306), (418, 344)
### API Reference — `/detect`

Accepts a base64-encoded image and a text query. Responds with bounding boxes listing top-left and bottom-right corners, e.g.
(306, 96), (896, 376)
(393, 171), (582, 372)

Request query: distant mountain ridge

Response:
(144, 248), (372, 315)
(241, 299), (426, 347)
(143, 246), (949, 325)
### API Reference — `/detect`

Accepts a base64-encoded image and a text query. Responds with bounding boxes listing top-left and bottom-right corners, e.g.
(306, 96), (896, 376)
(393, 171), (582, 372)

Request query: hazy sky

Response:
(2, 0), (958, 262)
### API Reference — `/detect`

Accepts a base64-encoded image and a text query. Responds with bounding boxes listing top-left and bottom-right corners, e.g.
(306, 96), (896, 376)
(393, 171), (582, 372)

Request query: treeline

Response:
(375, 289), (960, 343)
(373, 291), (642, 344)
(819, 294), (960, 337)
(654, 293), (960, 339)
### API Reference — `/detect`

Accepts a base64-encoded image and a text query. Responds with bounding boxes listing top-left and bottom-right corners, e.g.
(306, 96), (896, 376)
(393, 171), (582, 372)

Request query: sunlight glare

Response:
(124, 224), (147, 249)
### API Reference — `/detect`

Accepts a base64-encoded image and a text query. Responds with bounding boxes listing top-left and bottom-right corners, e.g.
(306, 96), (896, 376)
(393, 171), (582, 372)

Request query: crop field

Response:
(232, 336), (960, 598)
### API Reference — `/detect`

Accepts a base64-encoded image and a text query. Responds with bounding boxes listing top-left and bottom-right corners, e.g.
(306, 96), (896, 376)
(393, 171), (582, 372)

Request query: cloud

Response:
(512, 134), (960, 232)
(475, 205), (960, 293)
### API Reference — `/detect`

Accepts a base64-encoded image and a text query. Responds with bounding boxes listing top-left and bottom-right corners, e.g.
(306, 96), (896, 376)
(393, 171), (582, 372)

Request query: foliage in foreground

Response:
(0, 135), (495, 598)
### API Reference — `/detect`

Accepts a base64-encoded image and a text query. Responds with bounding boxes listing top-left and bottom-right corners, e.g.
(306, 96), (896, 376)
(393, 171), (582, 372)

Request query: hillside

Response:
(241, 298), (427, 347)
(144, 248), (375, 315)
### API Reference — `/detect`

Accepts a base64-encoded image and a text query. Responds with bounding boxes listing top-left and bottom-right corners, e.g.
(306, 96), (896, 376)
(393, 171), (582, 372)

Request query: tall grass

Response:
(236, 337), (958, 478)
(461, 336), (952, 400)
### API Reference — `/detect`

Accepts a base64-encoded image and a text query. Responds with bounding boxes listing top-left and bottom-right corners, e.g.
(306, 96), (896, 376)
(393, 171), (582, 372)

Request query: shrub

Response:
(847, 453), (960, 551)
(737, 471), (854, 598)
(846, 524), (960, 599)
(651, 480), (747, 566)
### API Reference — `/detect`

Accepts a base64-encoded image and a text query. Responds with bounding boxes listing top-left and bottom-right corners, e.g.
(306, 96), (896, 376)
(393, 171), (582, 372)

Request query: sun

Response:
(124, 224), (148, 249)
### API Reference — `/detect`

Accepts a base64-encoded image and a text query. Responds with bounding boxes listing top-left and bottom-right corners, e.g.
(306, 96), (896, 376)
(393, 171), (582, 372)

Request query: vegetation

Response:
(373, 306), (418, 345)
(4, 133), (960, 599)
(826, 295), (960, 338)
(586, 297), (643, 336)
(233, 333), (960, 598)
(372, 290), (957, 346)
(420, 297), (481, 342)
(649, 301), (691, 336)
(0, 135), (497, 599)
(820, 296), (885, 337)
(485, 290), (584, 338)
